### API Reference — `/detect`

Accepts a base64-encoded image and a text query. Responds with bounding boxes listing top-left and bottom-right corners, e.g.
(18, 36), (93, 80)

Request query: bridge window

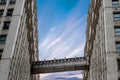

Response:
(50, 61), (52, 63)
(113, 12), (120, 21)
(112, 0), (119, 7)
(61, 60), (63, 62)
(40, 62), (42, 65)
(48, 61), (50, 64)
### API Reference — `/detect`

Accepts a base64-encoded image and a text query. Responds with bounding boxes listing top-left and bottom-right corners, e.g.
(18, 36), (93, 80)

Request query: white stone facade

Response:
(84, 0), (120, 80)
(0, 0), (39, 80)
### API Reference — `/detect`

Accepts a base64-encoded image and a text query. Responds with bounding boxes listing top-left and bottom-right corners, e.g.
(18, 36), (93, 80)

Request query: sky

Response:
(37, 0), (90, 79)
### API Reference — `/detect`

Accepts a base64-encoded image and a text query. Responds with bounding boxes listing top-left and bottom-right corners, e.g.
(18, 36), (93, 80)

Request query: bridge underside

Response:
(31, 57), (88, 74)
(32, 64), (88, 74)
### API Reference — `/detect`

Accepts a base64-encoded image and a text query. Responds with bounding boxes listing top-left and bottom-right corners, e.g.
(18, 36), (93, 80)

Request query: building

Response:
(0, 0), (39, 80)
(84, 0), (120, 80)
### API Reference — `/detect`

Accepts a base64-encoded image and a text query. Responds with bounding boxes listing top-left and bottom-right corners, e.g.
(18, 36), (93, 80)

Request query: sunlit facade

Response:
(84, 0), (120, 80)
(0, 0), (39, 80)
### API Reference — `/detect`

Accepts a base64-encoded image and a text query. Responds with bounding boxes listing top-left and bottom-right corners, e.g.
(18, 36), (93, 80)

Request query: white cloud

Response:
(50, 27), (56, 32)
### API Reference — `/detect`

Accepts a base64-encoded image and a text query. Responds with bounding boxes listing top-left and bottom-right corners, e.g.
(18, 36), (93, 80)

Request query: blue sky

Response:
(37, 0), (90, 79)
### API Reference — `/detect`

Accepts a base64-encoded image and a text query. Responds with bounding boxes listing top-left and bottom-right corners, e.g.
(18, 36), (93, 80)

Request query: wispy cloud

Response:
(66, 44), (84, 58)
(47, 37), (62, 49)
(37, 0), (90, 79)
(40, 38), (49, 47)
(39, 15), (86, 59)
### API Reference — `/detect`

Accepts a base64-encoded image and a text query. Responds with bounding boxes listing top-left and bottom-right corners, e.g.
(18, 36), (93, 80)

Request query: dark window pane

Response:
(0, 35), (7, 44)
(0, 50), (3, 60)
(0, 9), (4, 17)
(117, 60), (120, 70)
(0, 0), (6, 5)
(3, 21), (10, 29)
(10, 0), (16, 4)
(7, 9), (13, 16)
(112, 0), (119, 2)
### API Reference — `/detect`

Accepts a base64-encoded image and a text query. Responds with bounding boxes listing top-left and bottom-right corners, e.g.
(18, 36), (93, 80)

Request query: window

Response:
(9, 0), (16, 4)
(113, 12), (120, 21)
(0, 9), (4, 17)
(0, 35), (7, 44)
(112, 0), (119, 7)
(6, 9), (13, 16)
(117, 60), (120, 70)
(3, 21), (10, 29)
(0, 50), (3, 60)
(115, 27), (120, 36)
(116, 42), (120, 52)
(0, 0), (6, 5)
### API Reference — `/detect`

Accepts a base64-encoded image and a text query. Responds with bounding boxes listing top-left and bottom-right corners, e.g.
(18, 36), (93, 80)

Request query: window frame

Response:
(113, 12), (120, 21)
(9, 0), (16, 4)
(3, 21), (10, 30)
(116, 42), (120, 52)
(112, 0), (119, 7)
(0, 9), (4, 17)
(117, 60), (120, 70)
(6, 9), (14, 16)
(0, 0), (6, 5)
(114, 27), (120, 36)
(0, 35), (7, 44)
(0, 49), (3, 60)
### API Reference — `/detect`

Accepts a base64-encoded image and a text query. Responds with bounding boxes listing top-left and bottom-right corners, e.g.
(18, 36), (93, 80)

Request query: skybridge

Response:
(31, 57), (89, 74)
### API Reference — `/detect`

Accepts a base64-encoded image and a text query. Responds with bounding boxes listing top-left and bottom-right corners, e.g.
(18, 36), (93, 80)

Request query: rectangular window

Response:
(112, 0), (119, 7)
(0, 0), (6, 5)
(117, 60), (120, 70)
(3, 21), (10, 29)
(6, 9), (13, 16)
(113, 12), (120, 21)
(9, 0), (16, 4)
(116, 42), (120, 52)
(0, 35), (7, 44)
(115, 27), (120, 36)
(0, 9), (4, 17)
(0, 50), (3, 60)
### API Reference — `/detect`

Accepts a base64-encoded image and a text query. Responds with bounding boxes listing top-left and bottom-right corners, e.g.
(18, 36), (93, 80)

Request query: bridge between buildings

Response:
(31, 57), (89, 74)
